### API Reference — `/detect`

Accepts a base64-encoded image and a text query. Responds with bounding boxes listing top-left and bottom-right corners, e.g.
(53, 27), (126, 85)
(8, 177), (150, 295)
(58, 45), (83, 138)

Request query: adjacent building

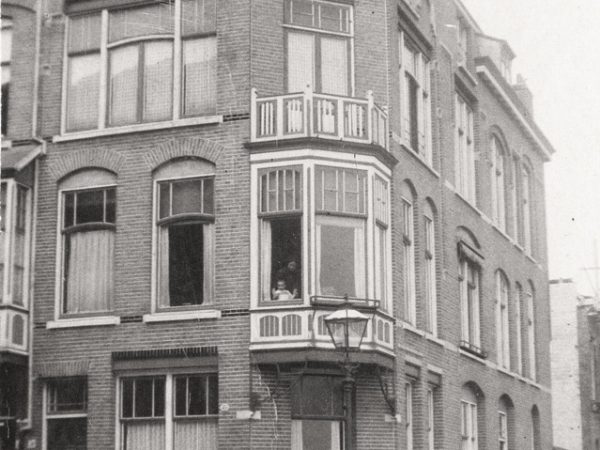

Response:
(550, 279), (600, 450)
(0, 0), (556, 449)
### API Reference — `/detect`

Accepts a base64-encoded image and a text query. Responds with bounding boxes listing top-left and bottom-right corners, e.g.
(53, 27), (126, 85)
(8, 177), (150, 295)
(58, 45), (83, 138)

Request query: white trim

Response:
(476, 65), (553, 159)
(143, 309), (221, 323)
(46, 315), (120, 329)
(54, 115), (224, 142)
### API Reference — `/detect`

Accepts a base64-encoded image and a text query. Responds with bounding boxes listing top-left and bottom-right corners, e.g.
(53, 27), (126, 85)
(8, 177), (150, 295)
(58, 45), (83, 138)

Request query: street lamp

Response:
(324, 297), (370, 450)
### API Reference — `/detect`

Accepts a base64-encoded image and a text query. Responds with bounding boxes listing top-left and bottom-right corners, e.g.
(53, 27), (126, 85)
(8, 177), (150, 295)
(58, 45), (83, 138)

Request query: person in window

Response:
(273, 260), (300, 299)
(272, 279), (293, 301)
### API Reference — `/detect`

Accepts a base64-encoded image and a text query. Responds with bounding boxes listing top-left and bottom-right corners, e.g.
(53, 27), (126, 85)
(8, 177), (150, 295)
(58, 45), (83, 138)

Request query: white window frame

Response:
(490, 137), (506, 232)
(402, 195), (416, 325)
(399, 31), (432, 165)
(424, 210), (437, 334)
(455, 93), (475, 202)
(43, 378), (88, 450)
(498, 411), (508, 450)
(61, 0), (218, 136)
(495, 271), (510, 369)
(115, 371), (218, 450)
(461, 400), (478, 450)
(459, 258), (480, 349)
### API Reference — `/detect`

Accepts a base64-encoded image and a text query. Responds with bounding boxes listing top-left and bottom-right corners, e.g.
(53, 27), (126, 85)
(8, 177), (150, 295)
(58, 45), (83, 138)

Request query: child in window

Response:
(272, 279), (293, 300)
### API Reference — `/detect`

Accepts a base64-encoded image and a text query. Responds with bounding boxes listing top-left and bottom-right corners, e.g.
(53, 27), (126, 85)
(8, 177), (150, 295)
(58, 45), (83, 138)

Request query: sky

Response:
(461, 0), (600, 297)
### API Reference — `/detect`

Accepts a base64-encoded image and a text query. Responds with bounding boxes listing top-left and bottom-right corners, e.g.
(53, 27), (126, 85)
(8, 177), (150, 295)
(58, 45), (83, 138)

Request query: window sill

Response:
(54, 115), (223, 142)
(392, 134), (439, 178)
(424, 332), (445, 348)
(400, 321), (424, 336)
(46, 315), (120, 329)
(491, 223), (514, 244)
(143, 309), (221, 323)
(458, 348), (487, 366)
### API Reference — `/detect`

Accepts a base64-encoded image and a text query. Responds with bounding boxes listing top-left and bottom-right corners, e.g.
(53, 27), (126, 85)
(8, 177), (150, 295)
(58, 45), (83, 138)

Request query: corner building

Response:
(27, 0), (555, 449)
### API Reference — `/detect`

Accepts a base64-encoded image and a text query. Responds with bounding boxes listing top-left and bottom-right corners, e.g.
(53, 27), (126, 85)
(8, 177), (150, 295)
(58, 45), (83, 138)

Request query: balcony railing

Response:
(0, 308), (28, 355)
(250, 87), (388, 150)
(249, 297), (394, 356)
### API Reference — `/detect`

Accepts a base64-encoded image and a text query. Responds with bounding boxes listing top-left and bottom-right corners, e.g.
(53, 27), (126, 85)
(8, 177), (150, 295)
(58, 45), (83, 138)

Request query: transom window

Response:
(65, 0), (216, 132)
(284, 0), (353, 96)
(155, 167), (215, 309)
(60, 172), (116, 315)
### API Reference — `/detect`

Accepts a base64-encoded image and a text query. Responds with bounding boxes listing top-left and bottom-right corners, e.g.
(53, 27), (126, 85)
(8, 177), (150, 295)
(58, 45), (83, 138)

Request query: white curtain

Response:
(66, 229), (114, 313)
(183, 36), (217, 116)
(173, 419), (217, 449)
(321, 37), (348, 95)
(124, 421), (165, 450)
(67, 54), (100, 131)
(261, 220), (272, 300)
(291, 420), (303, 450)
(109, 45), (139, 125)
(143, 41), (173, 122)
(158, 225), (170, 307)
(287, 32), (314, 93)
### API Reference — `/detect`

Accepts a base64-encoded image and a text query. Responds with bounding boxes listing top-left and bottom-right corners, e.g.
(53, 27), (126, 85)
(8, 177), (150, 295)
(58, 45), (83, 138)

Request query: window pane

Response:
(68, 14), (101, 53)
(67, 54), (100, 131)
(75, 190), (104, 224)
(175, 377), (187, 416)
(109, 4), (174, 43)
(64, 192), (75, 228)
(109, 45), (139, 126)
(320, 4), (344, 32)
(182, 37), (217, 116)
(122, 379), (134, 418)
(143, 41), (173, 122)
(288, 0), (314, 27)
(48, 378), (87, 413)
(159, 183), (170, 219)
(321, 37), (348, 95)
(208, 374), (218, 414)
(167, 222), (204, 306)
(287, 32), (314, 93)
(47, 417), (87, 450)
(171, 179), (203, 215)
(134, 378), (154, 417)
(181, 0), (216, 36)
(203, 178), (214, 214)
(154, 377), (165, 417)
(105, 188), (116, 223)
(269, 218), (301, 299)
(188, 376), (207, 415)
(1, 20), (12, 64)
(318, 217), (365, 298)
(302, 420), (341, 450)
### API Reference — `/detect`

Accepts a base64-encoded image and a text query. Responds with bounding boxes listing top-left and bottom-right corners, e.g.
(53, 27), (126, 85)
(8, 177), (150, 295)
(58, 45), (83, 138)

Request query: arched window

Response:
(495, 270), (510, 369)
(423, 200), (437, 334)
(457, 227), (482, 352)
(154, 158), (215, 308)
(490, 136), (507, 231)
(531, 405), (541, 450)
(401, 182), (416, 325)
(514, 282), (524, 374)
(521, 164), (532, 254)
(461, 383), (483, 450)
(498, 395), (514, 450)
(59, 169), (117, 314)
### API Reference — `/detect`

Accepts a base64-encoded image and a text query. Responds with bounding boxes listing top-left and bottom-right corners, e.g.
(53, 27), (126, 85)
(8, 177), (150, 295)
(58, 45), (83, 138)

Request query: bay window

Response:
(120, 374), (218, 450)
(284, 0), (352, 95)
(155, 161), (215, 309)
(315, 166), (367, 298)
(65, 0), (216, 133)
(399, 32), (432, 164)
(60, 171), (116, 315)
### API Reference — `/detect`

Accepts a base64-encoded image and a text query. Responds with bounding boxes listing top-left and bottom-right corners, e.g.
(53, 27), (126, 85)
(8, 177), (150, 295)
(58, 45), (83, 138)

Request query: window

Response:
(455, 94), (475, 202)
(521, 166), (532, 254)
(424, 202), (437, 334)
(155, 160), (215, 308)
(495, 271), (510, 369)
(405, 382), (414, 450)
(0, 182), (31, 306)
(60, 171), (116, 314)
(315, 166), (367, 298)
(401, 184), (416, 324)
(284, 0), (352, 95)
(291, 375), (344, 450)
(498, 411), (508, 450)
(1, 18), (12, 136)
(65, 0), (216, 132)
(259, 167), (302, 301)
(514, 283), (523, 374)
(531, 406), (541, 450)
(120, 374), (218, 450)
(459, 249), (481, 351)
(526, 283), (536, 380)
(46, 378), (87, 450)
(490, 137), (507, 231)
(427, 388), (436, 450)
(374, 176), (389, 310)
(399, 32), (432, 163)
(511, 157), (520, 240)
(461, 386), (479, 450)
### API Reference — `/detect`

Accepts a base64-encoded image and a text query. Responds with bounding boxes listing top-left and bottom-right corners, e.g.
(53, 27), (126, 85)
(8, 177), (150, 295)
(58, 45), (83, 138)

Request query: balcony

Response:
(250, 88), (388, 150)
(0, 307), (28, 356)
(250, 297), (394, 367)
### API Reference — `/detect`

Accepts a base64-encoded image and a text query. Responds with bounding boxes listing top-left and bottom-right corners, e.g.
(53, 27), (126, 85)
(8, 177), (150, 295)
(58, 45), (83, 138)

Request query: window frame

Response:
(461, 399), (478, 450)
(152, 172), (216, 312)
(498, 410), (508, 450)
(455, 93), (475, 203)
(525, 284), (536, 380)
(402, 194), (416, 325)
(44, 377), (88, 450)
(495, 271), (510, 369)
(490, 136), (507, 232)
(61, 0), (218, 135)
(521, 165), (533, 255)
(424, 206), (437, 335)
(399, 31), (432, 165)
(459, 256), (481, 350)
(405, 381), (414, 450)
(427, 387), (435, 450)
(283, 0), (354, 96)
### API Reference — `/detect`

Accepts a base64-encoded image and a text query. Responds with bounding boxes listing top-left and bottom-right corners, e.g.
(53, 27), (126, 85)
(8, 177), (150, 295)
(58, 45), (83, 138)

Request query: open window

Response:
(154, 159), (215, 309)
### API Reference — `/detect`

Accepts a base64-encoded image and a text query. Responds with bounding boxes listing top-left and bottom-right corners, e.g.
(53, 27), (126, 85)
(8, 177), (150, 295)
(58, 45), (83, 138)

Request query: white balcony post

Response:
(305, 85), (313, 137)
(367, 90), (374, 144)
(250, 88), (257, 142)
(276, 96), (284, 139)
(337, 98), (344, 140)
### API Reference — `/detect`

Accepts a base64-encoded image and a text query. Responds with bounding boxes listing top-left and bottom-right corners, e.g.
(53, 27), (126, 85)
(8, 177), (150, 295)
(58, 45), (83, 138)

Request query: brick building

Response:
(0, 0), (556, 448)
(550, 279), (600, 450)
